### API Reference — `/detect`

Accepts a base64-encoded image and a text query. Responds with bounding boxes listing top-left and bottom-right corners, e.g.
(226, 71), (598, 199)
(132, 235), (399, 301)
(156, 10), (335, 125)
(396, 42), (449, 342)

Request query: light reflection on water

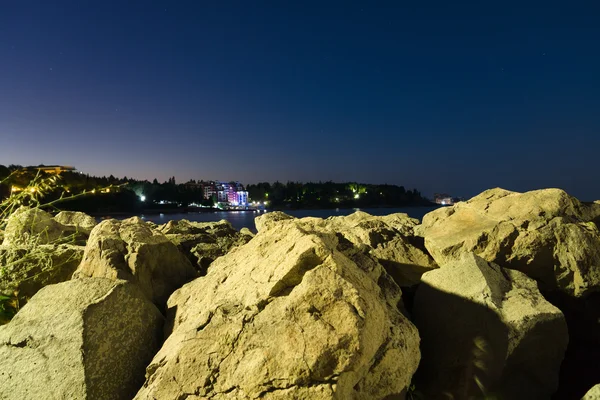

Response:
(128, 206), (441, 232)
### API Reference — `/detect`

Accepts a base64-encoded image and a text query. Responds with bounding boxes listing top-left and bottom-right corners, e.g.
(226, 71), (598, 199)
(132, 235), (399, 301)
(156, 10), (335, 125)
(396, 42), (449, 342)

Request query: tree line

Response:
(247, 181), (430, 209)
(0, 165), (431, 212)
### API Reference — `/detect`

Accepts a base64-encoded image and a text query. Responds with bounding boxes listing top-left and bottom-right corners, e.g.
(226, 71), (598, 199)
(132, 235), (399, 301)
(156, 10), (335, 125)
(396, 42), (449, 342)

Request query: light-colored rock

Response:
(239, 227), (255, 238)
(54, 210), (97, 235)
(583, 384), (600, 399)
(135, 216), (420, 400)
(2, 208), (93, 247)
(417, 188), (600, 296)
(0, 278), (164, 400)
(158, 219), (252, 273)
(413, 253), (568, 399)
(2, 207), (67, 246)
(73, 217), (196, 307)
(0, 244), (84, 305)
(254, 211), (295, 232)
(325, 211), (437, 286)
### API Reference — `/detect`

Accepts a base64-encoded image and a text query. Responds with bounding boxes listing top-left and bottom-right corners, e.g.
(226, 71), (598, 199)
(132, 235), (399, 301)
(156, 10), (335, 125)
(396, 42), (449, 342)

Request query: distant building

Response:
(34, 165), (76, 174)
(434, 193), (454, 205)
(216, 182), (229, 203)
(193, 180), (248, 206)
(202, 181), (217, 200)
(213, 181), (246, 205)
(236, 191), (249, 206)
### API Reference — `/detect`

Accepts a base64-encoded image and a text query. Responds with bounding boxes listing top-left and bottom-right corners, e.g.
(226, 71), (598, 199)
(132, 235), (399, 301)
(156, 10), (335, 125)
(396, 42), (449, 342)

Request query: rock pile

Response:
(0, 208), (93, 304)
(2, 207), (96, 246)
(417, 188), (600, 297)
(157, 219), (253, 274)
(73, 217), (197, 307)
(136, 213), (421, 399)
(1, 188), (600, 399)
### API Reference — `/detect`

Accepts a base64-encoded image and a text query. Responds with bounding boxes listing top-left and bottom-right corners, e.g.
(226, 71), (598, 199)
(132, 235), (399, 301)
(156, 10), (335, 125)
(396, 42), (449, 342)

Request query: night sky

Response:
(1, 1), (599, 200)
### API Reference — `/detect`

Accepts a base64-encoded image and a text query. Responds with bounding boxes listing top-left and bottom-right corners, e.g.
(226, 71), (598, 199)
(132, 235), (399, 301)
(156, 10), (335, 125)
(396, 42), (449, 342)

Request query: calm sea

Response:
(123, 206), (442, 232)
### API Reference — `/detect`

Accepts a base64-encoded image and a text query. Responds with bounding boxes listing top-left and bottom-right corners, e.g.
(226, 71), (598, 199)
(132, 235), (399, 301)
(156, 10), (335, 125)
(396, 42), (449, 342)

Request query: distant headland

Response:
(0, 164), (434, 214)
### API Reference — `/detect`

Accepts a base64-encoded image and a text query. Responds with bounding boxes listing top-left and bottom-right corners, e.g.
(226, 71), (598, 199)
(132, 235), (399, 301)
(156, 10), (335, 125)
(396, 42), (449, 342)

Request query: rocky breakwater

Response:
(135, 212), (422, 399)
(2, 190), (600, 399)
(416, 187), (600, 297)
(416, 188), (600, 399)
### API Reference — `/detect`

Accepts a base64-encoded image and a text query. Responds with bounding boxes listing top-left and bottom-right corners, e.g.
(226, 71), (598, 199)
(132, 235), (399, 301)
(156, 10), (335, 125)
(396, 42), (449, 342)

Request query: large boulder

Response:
(53, 210), (97, 235)
(2, 208), (92, 247)
(0, 278), (164, 400)
(254, 211), (295, 232)
(135, 216), (420, 399)
(413, 253), (568, 399)
(417, 188), (600, 296)
(325, 211), (437, 286)
(2, 207), (67, 246)
(0, 244), (84, 305)
(158, 219), (253, 273)
(73, 217), (196, 307)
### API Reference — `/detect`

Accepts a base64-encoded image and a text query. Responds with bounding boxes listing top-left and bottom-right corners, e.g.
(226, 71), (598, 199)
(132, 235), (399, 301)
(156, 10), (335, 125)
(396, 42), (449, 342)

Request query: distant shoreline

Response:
(87, 204), (440, 221)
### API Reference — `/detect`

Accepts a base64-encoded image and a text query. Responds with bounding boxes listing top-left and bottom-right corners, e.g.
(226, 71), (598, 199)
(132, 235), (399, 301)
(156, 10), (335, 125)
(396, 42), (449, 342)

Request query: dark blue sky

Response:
(1, 1), (599, 200)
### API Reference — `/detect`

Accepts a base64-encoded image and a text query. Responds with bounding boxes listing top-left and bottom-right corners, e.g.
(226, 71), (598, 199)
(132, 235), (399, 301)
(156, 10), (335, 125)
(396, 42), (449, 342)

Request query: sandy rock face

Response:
(135, 216), (421, 400)
(74, 217), (196, 307)
(254, 211), (296, 232)
(158, 219), (252, 273)
(0, 244), (83, 304)
(54, 210), (97, 235)
(417, 188), (600, 296)
(0, 278), (163, 400)
(2, 207), (68, 246)
(2, 208), (95, 247)
(413, 253), (568, 399)
(325, 211), (437, 286)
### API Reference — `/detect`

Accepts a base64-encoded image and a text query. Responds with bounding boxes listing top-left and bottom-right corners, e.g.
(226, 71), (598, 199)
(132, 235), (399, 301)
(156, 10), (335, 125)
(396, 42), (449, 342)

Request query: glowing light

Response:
(30, 187), (36, 193)
(140, 195), (146, 202)
(354, 194), (359, 199)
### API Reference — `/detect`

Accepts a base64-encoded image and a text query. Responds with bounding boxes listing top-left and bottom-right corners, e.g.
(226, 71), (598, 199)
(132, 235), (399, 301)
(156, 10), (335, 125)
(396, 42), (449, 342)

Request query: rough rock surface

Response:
(325, 211), (437, 286)
(0, 244), (84, 304)
(583, 384), (600, 400)
(54, 210), (97, 235)
(254, 211), (295, 232)
(413, 253), (568, 399)
(73, 217), (196, 307)
(158, 219), (252, 273)
(135, 216), (420, 399)
(0, 278), (164, 400)
(239, 227), (255, 238)
(2, 207), (70, 246)
(417, 188), (600, 296)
